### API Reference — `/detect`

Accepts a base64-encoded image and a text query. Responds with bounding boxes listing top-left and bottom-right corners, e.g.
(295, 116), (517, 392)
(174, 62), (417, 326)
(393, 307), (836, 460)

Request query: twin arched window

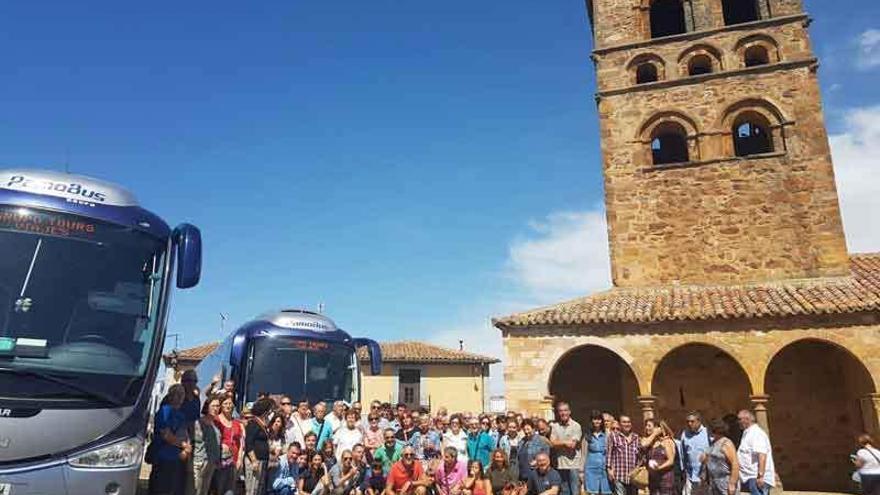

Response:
(733, 112), (774, 156)
(722, 0), (761, 26)
(637, 63), (660, 84)
(650, 0), (687, 38)
(744, 45), (770, 67)
(651, 122), (690, 165)
(688, 54), (714, 76)
(644, 103), (782, 167)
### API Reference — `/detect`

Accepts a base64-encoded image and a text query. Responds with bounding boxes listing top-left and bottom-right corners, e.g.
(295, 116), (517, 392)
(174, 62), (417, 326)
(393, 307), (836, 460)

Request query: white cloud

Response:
(830, 105), (880, 252)
(857, 29), (880, 70)
(425, 209), (613, 397)
(507, 209), (612, 299)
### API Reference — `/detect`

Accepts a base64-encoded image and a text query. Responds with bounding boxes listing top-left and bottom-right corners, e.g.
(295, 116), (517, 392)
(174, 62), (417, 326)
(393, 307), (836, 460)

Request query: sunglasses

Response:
(343, 457), (352, 461)
(403, 454), (415, 459)
(281, 402), (292, 406)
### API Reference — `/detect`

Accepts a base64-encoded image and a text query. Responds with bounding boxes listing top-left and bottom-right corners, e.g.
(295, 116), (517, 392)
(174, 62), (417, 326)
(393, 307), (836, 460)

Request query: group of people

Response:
(146, 369), (880, 495)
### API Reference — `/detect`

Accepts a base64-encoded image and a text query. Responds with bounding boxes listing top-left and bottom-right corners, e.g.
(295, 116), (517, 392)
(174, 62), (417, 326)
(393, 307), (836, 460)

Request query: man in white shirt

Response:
(737, 410), (776, 495)
(327, 400), (347, 434)
(286, 400), (313, 448)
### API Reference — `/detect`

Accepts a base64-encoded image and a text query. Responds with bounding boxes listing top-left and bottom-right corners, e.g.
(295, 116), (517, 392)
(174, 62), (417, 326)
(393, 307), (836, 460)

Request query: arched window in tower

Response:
(688, 54), (713, 76)
(651, 122), (690, 165)
(733, 113), (773, 156)
(722, 0), (760, 26)
(744, 45), (770, 67)
(636, 63), (659, 84)
(650, 0), (687, 38)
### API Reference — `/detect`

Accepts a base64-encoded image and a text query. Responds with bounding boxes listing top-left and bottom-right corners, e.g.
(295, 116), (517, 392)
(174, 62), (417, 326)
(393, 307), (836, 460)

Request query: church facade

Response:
(494, 0), (880, 491)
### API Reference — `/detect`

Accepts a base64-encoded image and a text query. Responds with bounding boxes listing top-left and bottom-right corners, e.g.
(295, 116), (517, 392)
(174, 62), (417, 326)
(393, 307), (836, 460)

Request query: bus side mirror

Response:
(354, 338), (382, 375)
(174, 223), (202, 289)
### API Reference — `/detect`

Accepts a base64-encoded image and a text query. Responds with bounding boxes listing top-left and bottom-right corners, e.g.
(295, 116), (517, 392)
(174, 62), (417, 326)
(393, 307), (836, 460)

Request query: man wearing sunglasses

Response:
(328, 449), (360, 495)
(385, 446), (433, 495)
(466, 418), (495, 469)
(374, 429), (403, 475)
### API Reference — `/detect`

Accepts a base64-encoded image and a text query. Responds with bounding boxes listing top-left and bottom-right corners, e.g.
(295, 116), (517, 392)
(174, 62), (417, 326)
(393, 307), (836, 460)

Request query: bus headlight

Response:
(69, 437), (144, 468)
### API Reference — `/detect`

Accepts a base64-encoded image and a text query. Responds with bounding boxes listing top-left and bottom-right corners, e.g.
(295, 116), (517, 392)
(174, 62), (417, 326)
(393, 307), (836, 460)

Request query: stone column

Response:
(750, 394), (771, 434)
(637, 395), (657, 421)
(540, 396), (556, 421)
(861, 394), (880, 434)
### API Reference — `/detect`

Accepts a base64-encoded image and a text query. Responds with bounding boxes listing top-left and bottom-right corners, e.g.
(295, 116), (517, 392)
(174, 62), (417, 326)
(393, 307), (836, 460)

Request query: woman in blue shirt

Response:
(149, 384), (190, 495)
(584, 411), (612, 495)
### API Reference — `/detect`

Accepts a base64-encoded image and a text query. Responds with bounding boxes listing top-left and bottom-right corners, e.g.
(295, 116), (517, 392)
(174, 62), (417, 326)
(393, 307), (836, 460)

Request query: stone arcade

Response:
(494, 0), (880, 491)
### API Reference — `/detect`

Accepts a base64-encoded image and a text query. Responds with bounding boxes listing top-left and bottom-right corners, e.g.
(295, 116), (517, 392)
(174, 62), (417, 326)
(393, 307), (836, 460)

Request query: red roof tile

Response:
(493, 253), (880, 328)
(166, 340), (498, 366)
(356, 341), (498, 364)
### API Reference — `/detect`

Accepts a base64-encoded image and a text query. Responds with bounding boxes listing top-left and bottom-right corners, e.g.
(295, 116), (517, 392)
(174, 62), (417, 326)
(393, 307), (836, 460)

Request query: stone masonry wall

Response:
(590, 0), (805, 49)
(594, 16), (848, 286)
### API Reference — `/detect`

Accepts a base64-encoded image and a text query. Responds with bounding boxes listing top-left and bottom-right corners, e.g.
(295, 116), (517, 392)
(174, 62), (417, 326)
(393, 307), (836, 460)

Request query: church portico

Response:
(499, 291), (880, 490)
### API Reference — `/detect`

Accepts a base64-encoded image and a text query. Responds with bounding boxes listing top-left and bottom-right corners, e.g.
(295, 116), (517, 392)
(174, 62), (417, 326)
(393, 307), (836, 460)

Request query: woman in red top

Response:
(462, 460), (490, 495)
(214, 394), (244, 495)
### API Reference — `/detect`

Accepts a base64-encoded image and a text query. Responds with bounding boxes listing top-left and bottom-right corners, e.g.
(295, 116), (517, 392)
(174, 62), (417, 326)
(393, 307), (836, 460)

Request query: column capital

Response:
(636, 395), (658, 421)
(749, 394), (771, 434)
(540, 396), (555, 421)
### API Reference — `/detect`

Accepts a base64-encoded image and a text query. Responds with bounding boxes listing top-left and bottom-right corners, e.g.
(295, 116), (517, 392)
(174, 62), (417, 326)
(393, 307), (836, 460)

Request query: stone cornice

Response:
(592, 13), (810, 56)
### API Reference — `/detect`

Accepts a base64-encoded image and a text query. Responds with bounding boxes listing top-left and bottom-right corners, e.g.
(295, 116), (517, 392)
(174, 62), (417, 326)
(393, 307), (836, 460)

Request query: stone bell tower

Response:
(589, 0), (850, 287)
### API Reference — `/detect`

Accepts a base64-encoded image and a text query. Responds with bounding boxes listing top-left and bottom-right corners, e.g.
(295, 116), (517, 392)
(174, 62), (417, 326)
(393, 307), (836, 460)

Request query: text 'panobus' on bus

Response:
(196, 309), (382, 408)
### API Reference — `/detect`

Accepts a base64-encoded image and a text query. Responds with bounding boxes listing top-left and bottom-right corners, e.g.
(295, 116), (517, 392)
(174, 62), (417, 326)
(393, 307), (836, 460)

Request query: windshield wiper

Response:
(0, 366), (124, 407)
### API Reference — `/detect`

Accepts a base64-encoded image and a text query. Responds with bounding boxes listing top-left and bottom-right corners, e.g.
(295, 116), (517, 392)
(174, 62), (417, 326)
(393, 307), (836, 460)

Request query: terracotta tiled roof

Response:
(357, 341), (499, 365)
(165, 342), (219, 364)
(166, 341), (498, 366)
(493, 253), (880, 328)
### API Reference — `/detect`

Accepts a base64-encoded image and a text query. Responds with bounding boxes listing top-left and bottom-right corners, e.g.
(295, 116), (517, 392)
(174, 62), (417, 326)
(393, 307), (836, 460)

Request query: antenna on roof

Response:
(317, 302), (325, 314)
(167, 333), (180, 350)
(220, 312), (228, 336)
(459, 340), (464, 351)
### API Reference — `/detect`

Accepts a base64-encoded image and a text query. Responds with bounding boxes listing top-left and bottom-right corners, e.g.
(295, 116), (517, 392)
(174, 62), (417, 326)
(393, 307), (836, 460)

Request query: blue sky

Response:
(1, 1), (878, 392)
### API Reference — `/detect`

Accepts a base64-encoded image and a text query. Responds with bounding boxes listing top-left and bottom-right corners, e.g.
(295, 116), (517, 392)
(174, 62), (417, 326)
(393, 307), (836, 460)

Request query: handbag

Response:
(629, 465), (649, 488)
(144, 433), (157, 465)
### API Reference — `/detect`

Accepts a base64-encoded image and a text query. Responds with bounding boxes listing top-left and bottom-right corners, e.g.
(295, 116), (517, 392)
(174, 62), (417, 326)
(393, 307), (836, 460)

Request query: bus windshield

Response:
(246, 337), (357, 404)
(0, 205), (166, 405)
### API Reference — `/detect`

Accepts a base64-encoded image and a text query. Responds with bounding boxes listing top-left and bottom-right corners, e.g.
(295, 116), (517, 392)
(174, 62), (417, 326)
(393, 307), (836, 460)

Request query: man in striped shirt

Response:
(606, 415), (640, 495)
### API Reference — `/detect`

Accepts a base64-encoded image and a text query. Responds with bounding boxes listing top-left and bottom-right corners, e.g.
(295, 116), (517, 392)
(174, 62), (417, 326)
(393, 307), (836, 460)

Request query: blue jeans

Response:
(560, 469), (581, 495)
(743, 478), (771, 495)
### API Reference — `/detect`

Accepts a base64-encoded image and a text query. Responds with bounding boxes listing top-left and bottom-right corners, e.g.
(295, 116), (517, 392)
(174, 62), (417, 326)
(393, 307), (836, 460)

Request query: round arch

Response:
(677, 43), (724, 75)
(765, 338), (877, 491)
(734, 33), (781, 66)
(626, 53), (667, 84)
(548, 343), (643, 424)
(651, 343), (752, 434)
(717, 98), (789, 157)
(637, 109), (701, 141)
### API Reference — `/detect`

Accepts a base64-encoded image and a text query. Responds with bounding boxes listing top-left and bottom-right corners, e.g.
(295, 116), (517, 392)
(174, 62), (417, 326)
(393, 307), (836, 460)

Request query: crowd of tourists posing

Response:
(147, 370), (880, 495)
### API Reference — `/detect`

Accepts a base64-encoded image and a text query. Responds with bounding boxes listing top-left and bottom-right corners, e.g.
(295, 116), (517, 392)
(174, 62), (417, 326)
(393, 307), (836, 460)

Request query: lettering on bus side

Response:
(5, 175), (107, 203)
